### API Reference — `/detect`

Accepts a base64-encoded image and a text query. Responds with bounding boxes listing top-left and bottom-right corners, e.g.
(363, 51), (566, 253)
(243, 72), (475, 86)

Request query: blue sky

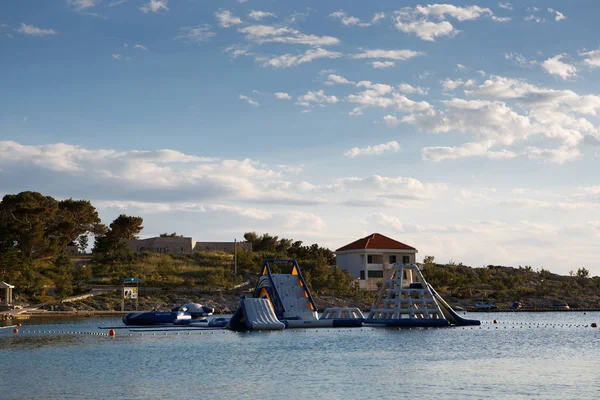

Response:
(2, 0), (600, 275)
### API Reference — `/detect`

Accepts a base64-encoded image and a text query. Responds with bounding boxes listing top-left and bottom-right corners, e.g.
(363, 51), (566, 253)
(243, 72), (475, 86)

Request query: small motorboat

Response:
(123, 303), (214, 326)
(171, 303), (214, 318)
(122, 311), (191, 326)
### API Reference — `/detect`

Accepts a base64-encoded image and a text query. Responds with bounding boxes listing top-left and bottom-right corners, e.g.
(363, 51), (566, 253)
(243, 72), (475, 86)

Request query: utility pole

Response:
(234, 238), (237, 276)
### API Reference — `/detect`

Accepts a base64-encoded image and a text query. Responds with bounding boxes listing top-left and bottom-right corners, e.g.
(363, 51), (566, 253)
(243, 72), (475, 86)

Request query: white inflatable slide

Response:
(238, 298), (285, 331)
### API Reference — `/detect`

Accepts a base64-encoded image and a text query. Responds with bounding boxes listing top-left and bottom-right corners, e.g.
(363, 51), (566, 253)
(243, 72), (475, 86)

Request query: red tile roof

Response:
(336, 233), (416, 252)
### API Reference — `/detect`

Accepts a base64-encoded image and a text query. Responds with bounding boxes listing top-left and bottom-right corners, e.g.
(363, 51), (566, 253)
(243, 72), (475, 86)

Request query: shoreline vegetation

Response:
(2, 191), (600, 320)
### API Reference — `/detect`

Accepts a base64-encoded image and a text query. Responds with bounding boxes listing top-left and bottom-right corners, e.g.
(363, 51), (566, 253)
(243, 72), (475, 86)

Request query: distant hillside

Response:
(421, 256), (600, 309)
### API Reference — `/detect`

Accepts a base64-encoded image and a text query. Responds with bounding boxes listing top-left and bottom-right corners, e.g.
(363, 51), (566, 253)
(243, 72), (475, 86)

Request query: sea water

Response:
(1, 312), (599, 399)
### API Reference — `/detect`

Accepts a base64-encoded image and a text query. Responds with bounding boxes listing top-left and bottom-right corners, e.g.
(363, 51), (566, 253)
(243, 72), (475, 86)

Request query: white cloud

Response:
(134, 44), (148, 51)
(238, 25), (339, 46)
(329, 10), (372, 27)
(498, 2), (513, 10)
(344, 141), (400, 157)
(397, 75), (600, 163)
(112, 53), (131, 60)
(297, 90), (338, 105)
(548, 8), (566, 21)
(216, 9), (243, 28)
(274, 92), (291, 100)
(504, 52), (537, 68)
(204, 204), (272, 220)
(415, 4), (493, 21)
(329, 175), (447, 206)
(349, 107), (364, 116)
(346, 80), (433, 114)
(372, 61), (395, 69)
(383, 115), (400, 128)
(262, 48), (342, 68)
(239, 94), (259, 106)
(325, 74), (352, 85)
(17, 23), (57, 36)
(372, 12), (386, 23)
(351, 49), (424, 60)
(176, 25), (215, 44)
(541, 54), (577, 80)
(282, 211), (326, 231)
(0, 141), (337, 207)
(394, 15), (456, 41)
(67, 0), (98, 11)
(248, 10), (276, 21)
(525, 15), (545, 23)
(580, 50), (600, 68)
(422, 141), (518, 162)
(140, 0), (168, 13)
(370, 212), (405, 232)
(442, 78), (476, 91)
(398, 83), (428, 95)
(525, 146), (580, 164)
(392, 5), (497, 42)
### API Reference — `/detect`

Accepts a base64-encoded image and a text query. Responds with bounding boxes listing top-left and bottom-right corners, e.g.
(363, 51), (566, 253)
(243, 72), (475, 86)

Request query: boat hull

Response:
(122, 312), (190, 326)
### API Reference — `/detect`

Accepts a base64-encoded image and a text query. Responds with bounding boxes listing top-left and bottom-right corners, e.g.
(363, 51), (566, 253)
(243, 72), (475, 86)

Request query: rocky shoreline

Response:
(1, 290), (373, 319)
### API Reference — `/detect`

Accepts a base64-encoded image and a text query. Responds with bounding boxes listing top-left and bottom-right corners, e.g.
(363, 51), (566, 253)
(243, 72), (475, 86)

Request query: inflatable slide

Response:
(428, 284), (480, 326)
(226, 297), (285, 331)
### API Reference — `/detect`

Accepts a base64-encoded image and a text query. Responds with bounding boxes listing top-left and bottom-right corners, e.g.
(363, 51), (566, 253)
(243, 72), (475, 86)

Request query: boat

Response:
(552, 302), (570, 310)
(171, 303), (214, 318)
(123, 303), (214, 325)
(122, 311), (191, 326)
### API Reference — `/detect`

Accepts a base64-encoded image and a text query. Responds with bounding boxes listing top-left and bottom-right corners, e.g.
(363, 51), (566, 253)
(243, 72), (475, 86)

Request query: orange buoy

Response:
(13, 328), (18, 334)
(109, 329), (116, 337)
(18, 323), (22, 327)
(591, 323), (597, 328)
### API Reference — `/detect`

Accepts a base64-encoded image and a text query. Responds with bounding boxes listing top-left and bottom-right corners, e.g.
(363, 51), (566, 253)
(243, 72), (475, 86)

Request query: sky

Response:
(2, 0), (600, 275)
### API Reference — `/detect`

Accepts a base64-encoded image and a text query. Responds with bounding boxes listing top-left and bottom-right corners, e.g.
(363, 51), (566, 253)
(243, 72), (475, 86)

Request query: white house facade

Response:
(335, 233), (418, 290)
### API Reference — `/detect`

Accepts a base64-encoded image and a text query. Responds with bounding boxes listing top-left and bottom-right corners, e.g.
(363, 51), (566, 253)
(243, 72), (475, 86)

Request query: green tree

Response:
(77, 234), (89, 254)
(56, 198), (103, 251)
(160, 232), (183, 237)
(576, 267), (590, 284)
(0, 191), (60, 263)
(53, 254), (73, 300)
(92, 214), (143, 270)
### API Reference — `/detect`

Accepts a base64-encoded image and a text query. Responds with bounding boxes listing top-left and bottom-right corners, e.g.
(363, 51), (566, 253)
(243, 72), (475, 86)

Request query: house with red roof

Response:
(335, 233), (418, 290)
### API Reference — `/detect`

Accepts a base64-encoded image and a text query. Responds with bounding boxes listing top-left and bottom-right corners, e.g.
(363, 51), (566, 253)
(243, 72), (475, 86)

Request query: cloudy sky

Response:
(2, 0), (600, 275)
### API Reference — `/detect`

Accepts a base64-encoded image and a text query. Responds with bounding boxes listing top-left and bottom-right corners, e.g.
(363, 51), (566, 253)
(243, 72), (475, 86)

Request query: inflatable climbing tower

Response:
(366, 264), (480, 327)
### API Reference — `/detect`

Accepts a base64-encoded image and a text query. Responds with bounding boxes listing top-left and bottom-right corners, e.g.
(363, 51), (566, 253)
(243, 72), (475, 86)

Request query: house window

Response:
(368, 270), (384, 278)
(389, 255), (396, 264)
(403, 255), (410, 264)
(367, 255), (373, 264)
(360, 270), (365, 280)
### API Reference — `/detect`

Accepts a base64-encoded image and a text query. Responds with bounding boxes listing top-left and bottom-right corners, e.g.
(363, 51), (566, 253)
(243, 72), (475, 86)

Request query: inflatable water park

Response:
(121, 259), (480, 331)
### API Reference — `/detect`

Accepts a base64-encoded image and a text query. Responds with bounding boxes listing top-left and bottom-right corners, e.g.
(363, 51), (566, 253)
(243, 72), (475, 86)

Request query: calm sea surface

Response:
(1, 312), (600, 399)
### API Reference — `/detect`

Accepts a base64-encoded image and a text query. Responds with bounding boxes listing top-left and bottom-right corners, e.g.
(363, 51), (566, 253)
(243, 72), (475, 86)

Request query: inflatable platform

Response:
(227, 260), (364, 331)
